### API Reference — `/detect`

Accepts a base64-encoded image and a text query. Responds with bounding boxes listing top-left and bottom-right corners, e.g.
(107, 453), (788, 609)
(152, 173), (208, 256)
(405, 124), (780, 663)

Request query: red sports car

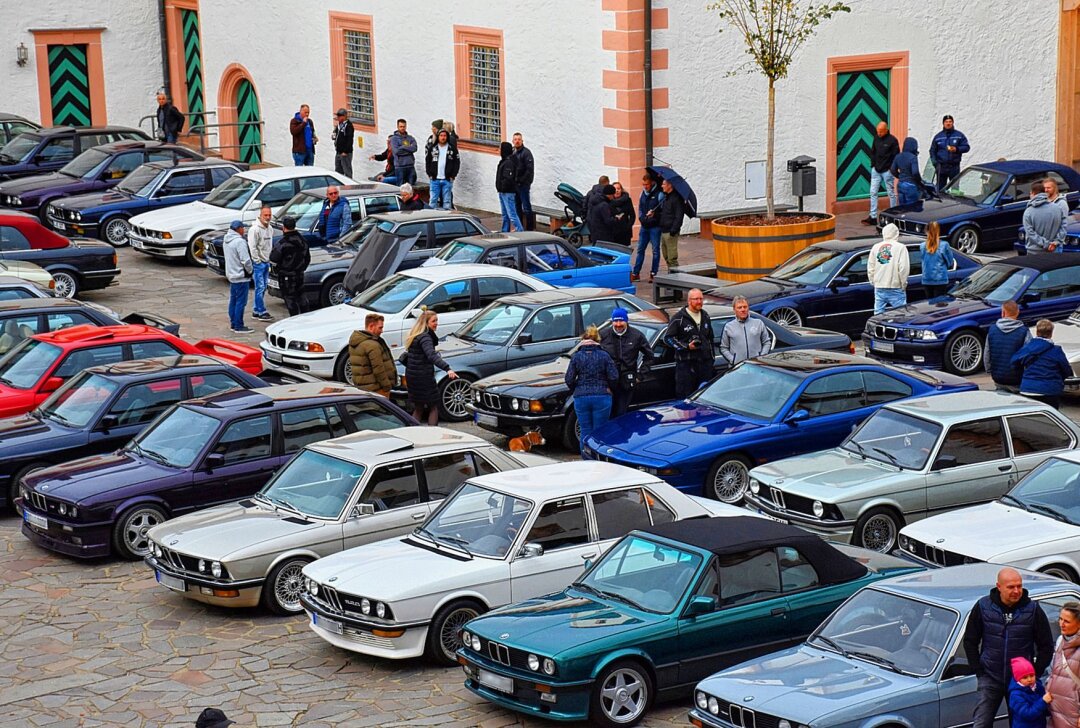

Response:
(0, 324), (262, 417)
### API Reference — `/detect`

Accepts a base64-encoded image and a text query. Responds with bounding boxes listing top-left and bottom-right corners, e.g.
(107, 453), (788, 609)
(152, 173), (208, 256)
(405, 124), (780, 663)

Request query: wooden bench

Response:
(696, 204), (797, 239)
(652, 263), (733, 303)
(533, 204), (573, 233)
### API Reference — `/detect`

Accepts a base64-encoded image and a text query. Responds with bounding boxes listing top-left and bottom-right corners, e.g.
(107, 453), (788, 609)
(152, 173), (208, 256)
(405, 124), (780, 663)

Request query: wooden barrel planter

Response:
(712, 212), (836, 282)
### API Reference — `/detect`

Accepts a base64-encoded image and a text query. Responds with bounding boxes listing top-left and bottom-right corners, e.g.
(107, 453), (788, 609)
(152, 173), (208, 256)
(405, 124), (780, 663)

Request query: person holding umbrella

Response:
(659, 179), (685, 270)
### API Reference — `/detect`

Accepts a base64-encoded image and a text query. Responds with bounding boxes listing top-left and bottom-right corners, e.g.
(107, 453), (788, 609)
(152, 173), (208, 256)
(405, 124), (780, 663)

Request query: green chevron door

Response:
(47, 44), (93, 127)
(836, 69), (890, 201)
(180, 9), (205, 130)
(235, 79), (262, 164)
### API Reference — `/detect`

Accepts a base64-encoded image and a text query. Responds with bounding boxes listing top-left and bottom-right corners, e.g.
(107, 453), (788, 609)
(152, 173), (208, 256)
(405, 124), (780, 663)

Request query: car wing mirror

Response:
(40, 376), (64, 394)
(351, 502), (376, 519)
(686, 595), (717, 617)
(941, 658), (973, 680)
(1020, 291), (1041, 305)
(785, 408), (810, 425)
(98, 413), (120, 430)
(248, 198), (263, 211)
(830, 275), (850, 289)
(516, 333), (533, 346)
(204, 452), (226, 471)
(409, 307), (425, 319)
(518, 542), (544, 559)
(932, 454), (959, 471)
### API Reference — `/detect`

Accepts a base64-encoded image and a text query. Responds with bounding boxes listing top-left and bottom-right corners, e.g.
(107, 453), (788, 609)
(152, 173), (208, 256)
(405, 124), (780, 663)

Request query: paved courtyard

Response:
(1, 225), (1077, 727)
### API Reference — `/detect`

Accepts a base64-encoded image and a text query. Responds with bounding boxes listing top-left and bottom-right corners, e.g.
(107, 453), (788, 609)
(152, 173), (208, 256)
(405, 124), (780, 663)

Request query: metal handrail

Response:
(138, 109), (217, 137)
(187, 120), (265, 161)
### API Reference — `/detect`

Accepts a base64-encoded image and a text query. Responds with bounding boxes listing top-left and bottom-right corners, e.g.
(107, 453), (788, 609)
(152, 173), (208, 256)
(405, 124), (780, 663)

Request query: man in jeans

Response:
(289, 105), (317, 166)
(389, 118), (418, 185)
(864, 121), (899, 225)
(247, 205), (274, 321)
(868, 223), (910, 314)
(425, 128), (459, 210)
(331, 108), (354, 178)
(512, 132), (535, 230)
(223, 220), (254, 334)
(633, 171), (663, 281)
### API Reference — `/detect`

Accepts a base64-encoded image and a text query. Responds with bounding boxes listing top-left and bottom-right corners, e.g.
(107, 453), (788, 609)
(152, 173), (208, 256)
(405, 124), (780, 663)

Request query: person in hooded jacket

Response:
(919, 221), (955, 299)
(270, 216), (310, 317)
(1044, 177), (1071, 218)
(984, 300), (1031, 392)
(1011, 319), (1071, 409)
(1006, 656), (1051, 728)
(425, 127), (459, 211)
(868, 223), (910, 314)
(1046, 602), (1080, 728)
(565, 325), (618, 453)
(1024, 180), (1068, 253)
(496, 142), (524, 232)
(891, 137), (926, 206)
(600, 307), (653, 417)
(223, 220), (253, 334)
(584, 176), (611, 221)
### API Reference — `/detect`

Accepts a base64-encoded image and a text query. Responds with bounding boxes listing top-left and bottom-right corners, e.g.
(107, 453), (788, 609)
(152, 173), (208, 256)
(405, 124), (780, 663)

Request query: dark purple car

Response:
(18, 382), (415, 560)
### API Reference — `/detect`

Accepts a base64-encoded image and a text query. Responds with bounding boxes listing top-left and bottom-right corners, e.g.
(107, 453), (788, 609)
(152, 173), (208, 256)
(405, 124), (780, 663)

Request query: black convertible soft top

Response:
(641, 515), (868, 586)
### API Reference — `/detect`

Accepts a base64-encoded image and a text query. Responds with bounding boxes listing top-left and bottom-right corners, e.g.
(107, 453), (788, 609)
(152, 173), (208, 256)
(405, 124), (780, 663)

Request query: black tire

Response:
(705, 454), (753, 503)
(262, 556), (312, 615)
(101, 215), (131, 247)
(427, 599), (485, 665)
(943, 330), (984, 375)
(951, 225), (980, 255)
(561, 408), (581, 451)
(50, 270), (80, 299)
(9, 462), (48, 514)
(185, 230), (211, 266)
(853, 507), (903, 553)
(112, 504), (168, 560)
(38, 201), (51, 224)
(320, 276), (348, 308)
(333, 349), (352, 384)
(589, 659), (654, 728)
(1039, 564), (1080, 583)
(437, 375), (474, 422)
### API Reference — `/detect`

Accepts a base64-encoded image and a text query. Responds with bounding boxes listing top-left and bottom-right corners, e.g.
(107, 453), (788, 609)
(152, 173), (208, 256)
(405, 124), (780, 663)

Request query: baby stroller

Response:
(552, 182), (589, 246)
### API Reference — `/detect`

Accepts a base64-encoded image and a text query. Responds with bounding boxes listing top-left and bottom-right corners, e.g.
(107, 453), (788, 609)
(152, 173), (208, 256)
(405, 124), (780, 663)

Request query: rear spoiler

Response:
(121, 312), (180, 336)
(193, 338), (264, 374)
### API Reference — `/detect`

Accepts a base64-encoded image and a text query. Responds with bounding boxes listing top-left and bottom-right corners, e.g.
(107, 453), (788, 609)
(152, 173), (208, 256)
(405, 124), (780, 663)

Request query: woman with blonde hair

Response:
(564, 325), (618, 453)
(404, 310), (457, 425)
(919, 221), (955, 300)
(1047, 601), (1080, 728)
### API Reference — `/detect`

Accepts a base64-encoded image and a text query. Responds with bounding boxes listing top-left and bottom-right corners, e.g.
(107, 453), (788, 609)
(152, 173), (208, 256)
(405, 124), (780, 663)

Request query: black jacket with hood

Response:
(495, 142), (519, 193)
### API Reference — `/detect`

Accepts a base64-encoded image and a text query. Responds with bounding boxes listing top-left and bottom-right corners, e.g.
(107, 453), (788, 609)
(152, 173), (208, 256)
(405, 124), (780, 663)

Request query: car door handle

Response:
(562, 274), (572, 279)
(771, 607), (786, 616)
(411, 512), (426, 520)
(998, 465), (1012, 472)
(581, 553), (597, 560)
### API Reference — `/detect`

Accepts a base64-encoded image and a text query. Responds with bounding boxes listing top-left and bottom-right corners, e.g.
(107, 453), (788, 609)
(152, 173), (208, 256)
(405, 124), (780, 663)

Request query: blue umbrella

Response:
(647, 165), (698, 218)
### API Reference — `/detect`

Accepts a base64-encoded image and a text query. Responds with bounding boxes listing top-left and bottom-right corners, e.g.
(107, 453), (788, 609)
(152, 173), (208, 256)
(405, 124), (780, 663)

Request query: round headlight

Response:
(153, 543), (162, 558)
(696, 691), (708, 710)
(899, 535), (910, 550)
(311, 581), (319, 597)
(519, 399), (529, 410)
(708, 696), (720, 715)
(542, 658), (555, 675)
(211, 561), (222, 578)
(75, 212), (82, 221)
(527, 654), (540, 671)
(58, 503), (67, 516)
(462, 631), (471, 648)
(198, 559), (207, 573)
(749, 479), (760, 495)
(470, 634), (481, 651)
(474, 392), (481, 403)
(813, 500), (825, 518)
(70, 506), (77, 518)
(376, 602), (386, 619)
(361, 598), (371, 615)
(779, 721), (792, 728)
(510, 399), (519, 411)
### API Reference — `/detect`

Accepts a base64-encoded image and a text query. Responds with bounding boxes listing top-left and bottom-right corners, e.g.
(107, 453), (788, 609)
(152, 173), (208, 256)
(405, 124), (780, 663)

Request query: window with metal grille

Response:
(343, 29), (375, 126)
(467, 45), (501, 144)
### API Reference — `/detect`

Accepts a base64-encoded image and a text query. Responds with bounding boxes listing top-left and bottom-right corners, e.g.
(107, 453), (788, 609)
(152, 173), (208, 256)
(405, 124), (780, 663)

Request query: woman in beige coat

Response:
(1048, 602), (1080, 728)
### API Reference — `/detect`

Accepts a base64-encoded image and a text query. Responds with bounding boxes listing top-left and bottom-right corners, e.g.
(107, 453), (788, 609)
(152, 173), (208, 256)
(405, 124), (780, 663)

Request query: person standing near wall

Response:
(611, 182), (635, 247)
(331, 108), (354, 179)
(155, 93), (185, 143)
(512, 132), (535, 231)
(496, 142), (524, 232)
(930, 115), (970, 191)
(868, 223), (910, 314)
(659, 178), (685, 271)
(369, 137), (398, 184)
(425, 128), (459, 211)
(270, 216), (310, 317)
(247, 204), (274, 322)
(390, 118), (418, 186)
(586, 184), (621, 244)
(864, 121), (899, 225)
(633, 171), (663, 282)
(289, 105), (317, 166)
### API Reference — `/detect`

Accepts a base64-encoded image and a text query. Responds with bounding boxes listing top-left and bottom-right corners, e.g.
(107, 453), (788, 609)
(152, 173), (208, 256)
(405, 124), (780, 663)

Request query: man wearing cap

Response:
(586, 184), (622, 244)
(270, 216), (310, 317)
(223, 220), (254, 334)
(720, 296), (771, 366)
(425, 127), (459, 211)
(601, 307), (653, 417)
(317, 185), (350, 244)
(331, 108), (354, 178)
(930, 115), (970, 191)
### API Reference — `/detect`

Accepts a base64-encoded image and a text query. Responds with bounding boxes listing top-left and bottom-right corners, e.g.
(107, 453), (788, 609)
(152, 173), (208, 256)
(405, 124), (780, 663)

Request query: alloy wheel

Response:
(104, 218), (131, 246)
(955, 228), (979, 255)
(272, 561), (307, 613)
(598, 667), (649, 725)
(768, 307), (802, 328)
(860, 513), (898, 553)
(712, 459), (749, 503)
(51, 272), (78, 299)
(327, 281), (348, 307)
(947, 333), (983, 374)
(438, 605), (479, 663)
(441, 379), (473, 420)
(121, 508), (164, 557)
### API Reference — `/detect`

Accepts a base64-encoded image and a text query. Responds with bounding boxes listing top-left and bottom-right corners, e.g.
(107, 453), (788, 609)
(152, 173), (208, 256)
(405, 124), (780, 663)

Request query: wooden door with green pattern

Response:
(47, 44), (92, 126)
(235, 79), (262, 165)
(181, 8), (205, 130)
(836, 69), (890, 201)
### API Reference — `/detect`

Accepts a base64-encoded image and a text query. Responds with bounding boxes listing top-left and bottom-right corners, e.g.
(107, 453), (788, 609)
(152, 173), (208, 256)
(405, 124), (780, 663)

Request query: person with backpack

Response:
(496, 141), (524, 232)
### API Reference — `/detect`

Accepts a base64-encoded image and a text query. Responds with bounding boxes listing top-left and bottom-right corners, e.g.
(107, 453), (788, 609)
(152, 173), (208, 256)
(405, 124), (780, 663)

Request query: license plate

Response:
(23, 509), (47, 530)
(132, 239), (144, 249)
(475, 413), (498, 427)
(264, 350), (283, 363)
(268, 279), (280, 290)
(478, 668), (514, 694)
(155, 571), (186, 592)
(52, 221), (66, 231)
(871, 340), (894, 353)
(312, 613), (343, 635)
(758, 512), (788, 525)
(207, 258), (221, 268)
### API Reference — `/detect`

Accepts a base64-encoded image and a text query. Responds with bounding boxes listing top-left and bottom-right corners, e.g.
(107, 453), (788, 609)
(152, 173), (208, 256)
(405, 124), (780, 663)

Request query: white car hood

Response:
(129, 200), (229, 232)
(267, 304), (395, 351)
(148, 501), (323, 561)
(902, 501), (1080, 561)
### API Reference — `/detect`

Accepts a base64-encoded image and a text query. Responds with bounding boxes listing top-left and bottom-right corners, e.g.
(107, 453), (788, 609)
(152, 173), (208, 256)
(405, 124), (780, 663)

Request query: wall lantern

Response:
(16, 42), (28, 67)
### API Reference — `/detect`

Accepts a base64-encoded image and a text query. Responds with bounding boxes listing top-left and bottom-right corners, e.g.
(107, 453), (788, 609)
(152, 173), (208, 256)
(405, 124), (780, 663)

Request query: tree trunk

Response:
(766, 77), (776, 220)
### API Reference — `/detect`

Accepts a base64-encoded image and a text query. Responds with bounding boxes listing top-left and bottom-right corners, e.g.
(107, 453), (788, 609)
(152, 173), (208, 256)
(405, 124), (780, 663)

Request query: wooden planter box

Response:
(712, 213), (836, 282)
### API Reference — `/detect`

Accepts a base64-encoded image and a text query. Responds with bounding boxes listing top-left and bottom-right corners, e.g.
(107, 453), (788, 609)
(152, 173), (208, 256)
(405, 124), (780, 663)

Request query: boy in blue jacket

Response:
(1007, 656), (1051, 728)
(1011, 319), (1072, 410)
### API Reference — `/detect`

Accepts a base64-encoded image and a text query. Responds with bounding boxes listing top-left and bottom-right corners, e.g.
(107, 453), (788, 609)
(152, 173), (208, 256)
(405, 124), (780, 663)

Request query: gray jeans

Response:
(972, 675), (1006, 728)
(335, 152), (353, 179)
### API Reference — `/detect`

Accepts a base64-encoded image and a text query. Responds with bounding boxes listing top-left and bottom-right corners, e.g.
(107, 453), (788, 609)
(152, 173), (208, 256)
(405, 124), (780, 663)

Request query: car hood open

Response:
(344, 233), (419, 295)
(149, 500), (325, 560)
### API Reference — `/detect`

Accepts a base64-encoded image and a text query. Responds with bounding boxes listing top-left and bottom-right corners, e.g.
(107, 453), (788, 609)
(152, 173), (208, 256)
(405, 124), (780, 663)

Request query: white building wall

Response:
(0, 0), (163, 131)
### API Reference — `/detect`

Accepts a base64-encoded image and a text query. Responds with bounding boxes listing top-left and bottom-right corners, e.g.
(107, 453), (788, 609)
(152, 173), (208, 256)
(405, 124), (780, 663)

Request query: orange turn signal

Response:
(372, 628), (405, 638)
(535, 683), (552, 693)
(211, 589), (240, 598)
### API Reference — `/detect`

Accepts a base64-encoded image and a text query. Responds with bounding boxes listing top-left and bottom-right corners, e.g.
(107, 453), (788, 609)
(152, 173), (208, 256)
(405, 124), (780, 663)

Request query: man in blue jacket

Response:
(389, 118), (418, 186)
(633, 171), (664, 282)
(930, 115), (970, 191)
(316, 186), (350, 243)
(1011, 319), (1072, 409)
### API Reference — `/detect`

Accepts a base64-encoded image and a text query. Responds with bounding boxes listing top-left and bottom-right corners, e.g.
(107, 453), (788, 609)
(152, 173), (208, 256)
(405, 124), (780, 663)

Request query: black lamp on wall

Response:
(16, 42), (28, 67)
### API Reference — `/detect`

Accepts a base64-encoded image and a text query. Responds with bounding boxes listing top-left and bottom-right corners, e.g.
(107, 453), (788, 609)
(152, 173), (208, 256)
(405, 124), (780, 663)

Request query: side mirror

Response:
(932, 454), (959, 471)
(351, 502), (376, 519)
(1020, 291), (1041, 305)
(409, 307), (424, 319)
(830, 275), (851, 289)
(519, 542), (544, 559)
(40, 376), (63, 394)
(98, 413), (120, 430)
(785, 409), (810, 425)
(248, 198), (263, 210)
(941, 658), (974, 680)
(516, 333), (533, 346)
(204, 452), (226, 471)
(687, 595), (717, 617)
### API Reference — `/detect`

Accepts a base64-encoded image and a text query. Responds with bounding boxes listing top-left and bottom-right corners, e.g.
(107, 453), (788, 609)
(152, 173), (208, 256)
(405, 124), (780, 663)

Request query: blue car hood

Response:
(54, 189), (135, 212)
(708, 276), (802, 305)
(871, 295), (994, 328)
(0, 412), (55, 441)
(590, 401), (762, 459)
(24, 450), (177, 504)
(0, 171), (77, 197)
(698, 644), (919, 723)
(886, 195), (980, 224)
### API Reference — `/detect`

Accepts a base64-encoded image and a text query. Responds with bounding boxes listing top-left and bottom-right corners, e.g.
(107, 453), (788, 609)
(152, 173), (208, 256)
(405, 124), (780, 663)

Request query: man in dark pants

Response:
(512, 132), (535, 230)
(155, 93), (185, 143)
(962, 567), (1054, 728)
(984, 300), (1030, 393)
(270, 216), (310, 317)
(331, 108), (354, 178)
(864, 121), (899, 225)
(600, 307), (653, 417)
(930, 114), (970, 191)
(664, 289), (714, 399)
(587, 184), (622, 244)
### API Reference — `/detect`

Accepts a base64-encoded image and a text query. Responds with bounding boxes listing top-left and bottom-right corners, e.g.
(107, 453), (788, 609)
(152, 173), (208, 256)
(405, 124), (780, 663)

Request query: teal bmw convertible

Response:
(457, 516), (921, 727)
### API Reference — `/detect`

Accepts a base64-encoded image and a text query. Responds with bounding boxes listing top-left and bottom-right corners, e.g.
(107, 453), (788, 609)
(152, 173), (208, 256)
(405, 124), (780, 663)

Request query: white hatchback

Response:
(261, 264), (551, 381)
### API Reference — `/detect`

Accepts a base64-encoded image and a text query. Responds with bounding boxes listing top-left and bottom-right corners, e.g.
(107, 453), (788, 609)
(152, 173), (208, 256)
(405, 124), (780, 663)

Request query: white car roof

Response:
(308, 426), (490, 463)
(886, 390), (1063, 424)
(396, 263), (551, 286)
(236, 166), (351, 184)
(470, 461), (665, 499)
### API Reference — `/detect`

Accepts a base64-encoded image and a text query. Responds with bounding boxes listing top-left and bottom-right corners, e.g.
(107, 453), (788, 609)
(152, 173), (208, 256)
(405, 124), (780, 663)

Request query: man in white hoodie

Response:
(868, 223), (910, 314)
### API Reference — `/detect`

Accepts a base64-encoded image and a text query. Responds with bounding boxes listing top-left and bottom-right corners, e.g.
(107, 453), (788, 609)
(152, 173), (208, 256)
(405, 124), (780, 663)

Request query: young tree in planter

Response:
(708, 0), (850, 220)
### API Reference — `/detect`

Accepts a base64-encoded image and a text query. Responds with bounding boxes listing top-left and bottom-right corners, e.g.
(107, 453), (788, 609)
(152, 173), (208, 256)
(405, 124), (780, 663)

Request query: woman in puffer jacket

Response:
(1047, 601), (1080, 728)
(564, 325), (618, 454)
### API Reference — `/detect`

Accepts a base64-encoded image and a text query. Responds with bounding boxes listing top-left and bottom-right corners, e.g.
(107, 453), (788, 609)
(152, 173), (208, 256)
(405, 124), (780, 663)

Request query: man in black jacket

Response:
(600, 307), (653, 417)
(155, 93), (185, 143)
(424, 128), (459, 210)
(512, 133), (536, 230)
(659, 179), (685, 270)
(664, 289), (714, 398)
(332, 108), (355, 178)
(864, 121), (900, 225)
(270, 216), (311, 317)
(586, 185), (621, 244)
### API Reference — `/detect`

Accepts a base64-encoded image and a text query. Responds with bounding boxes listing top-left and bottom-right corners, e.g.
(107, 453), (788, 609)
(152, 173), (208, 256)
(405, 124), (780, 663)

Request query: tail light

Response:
(112, 253), (118, 267)
(849, 341), (856, 354)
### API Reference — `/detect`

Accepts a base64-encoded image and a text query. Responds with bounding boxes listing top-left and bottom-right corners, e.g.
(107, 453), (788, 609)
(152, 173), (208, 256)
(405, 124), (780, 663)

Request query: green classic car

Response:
(457, 516), (921, 727)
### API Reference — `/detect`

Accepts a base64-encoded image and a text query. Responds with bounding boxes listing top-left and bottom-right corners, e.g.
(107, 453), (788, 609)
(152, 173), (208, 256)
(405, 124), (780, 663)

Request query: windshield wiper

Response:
(871, 447), (904, 469)
(261, 493), (298, 513)
(434, 534), (473, 557)
(999, 494), (1029, 512)
(1028, 503), (1073, 524)
(847, 650), (906, 674)
(571, 582), (605, 599)
(811, 634), (849, 657)
(845, 440), (869, 459)
(131, 444), (169, 466)
(43, 410), (75, 427)
(596, 588), (649, 612)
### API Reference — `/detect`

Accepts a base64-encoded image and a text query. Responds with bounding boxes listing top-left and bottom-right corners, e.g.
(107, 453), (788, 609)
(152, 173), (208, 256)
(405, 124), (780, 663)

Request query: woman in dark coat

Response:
(404, 310), (458, 425)
(611, 182), (635, 247)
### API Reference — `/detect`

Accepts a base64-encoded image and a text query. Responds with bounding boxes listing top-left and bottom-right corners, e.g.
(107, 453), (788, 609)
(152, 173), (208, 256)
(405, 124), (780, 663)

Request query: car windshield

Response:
(348, 274), (430, 314)
(811, 588), (957, 676)
(273, 192), (325, 231)
(116, 165), (164, 197)
(126, 405), (215, 468)
(203, 175), (259, 210)
(59, 148), (112, 179)
(943, 167), (1009, 204)
(259, 449), (365, 519)
(37, 372), (119, 428)
(768, 247), (848, 286)
(419, 482), (533, 558)
(692, 362), (801, 419)
(1005, 458), (1080, 525)
(949, 264), (1037, 305)
(434, 241), (485, 264)
(0, 134), (41, 163)
(0, 339), (62, 389)
(456, 303), (529, 345)
(575, 535), (702, 614)
(843, 409), (941, 470)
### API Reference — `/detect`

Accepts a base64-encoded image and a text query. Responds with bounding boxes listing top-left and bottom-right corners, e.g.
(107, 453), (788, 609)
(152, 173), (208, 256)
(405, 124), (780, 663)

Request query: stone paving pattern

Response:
(1, 212), (1076, 726)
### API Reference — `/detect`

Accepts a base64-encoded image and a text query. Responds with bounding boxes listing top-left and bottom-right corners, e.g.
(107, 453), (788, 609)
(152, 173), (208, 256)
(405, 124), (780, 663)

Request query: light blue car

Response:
(689, 564), (1078, 728)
